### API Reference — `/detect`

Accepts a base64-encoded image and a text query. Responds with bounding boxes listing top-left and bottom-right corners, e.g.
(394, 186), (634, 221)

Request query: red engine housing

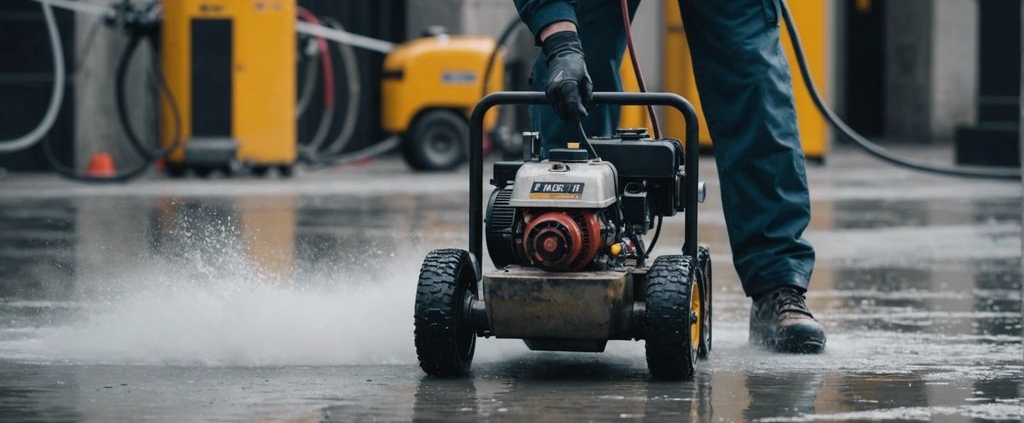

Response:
(520, 209), (603, 272)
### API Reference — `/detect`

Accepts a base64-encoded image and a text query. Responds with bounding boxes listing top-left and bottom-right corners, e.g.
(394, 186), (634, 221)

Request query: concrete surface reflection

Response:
(742, 372), (824, 421)
(150, 196), (297, 281)
(410, 378), (478, 423)
(406, 356), (714, 422)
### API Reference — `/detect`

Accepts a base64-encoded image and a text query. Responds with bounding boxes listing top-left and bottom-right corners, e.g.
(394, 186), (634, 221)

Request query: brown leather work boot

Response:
(749, 287), (826, 354)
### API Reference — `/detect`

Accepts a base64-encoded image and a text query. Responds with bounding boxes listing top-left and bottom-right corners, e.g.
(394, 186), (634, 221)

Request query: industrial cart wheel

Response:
(414, 248), (477, 377)
(166, 164), (186, 179)
(645, 254), (701, 381)
(251, 165), (270, 177)
(193, 166), (213, 178)
(402, 109), (468, 171)
(277, 165), (294, 178)
(697, 245), (712, 359)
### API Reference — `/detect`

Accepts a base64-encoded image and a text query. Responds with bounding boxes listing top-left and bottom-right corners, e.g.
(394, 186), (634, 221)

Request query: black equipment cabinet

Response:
(0, 3), (75, 172)
(954, 0), (1021, 168)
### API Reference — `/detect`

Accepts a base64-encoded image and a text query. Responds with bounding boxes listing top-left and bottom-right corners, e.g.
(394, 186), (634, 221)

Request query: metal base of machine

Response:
(523, 338), (608, 353)
(481, 266), (645, 345)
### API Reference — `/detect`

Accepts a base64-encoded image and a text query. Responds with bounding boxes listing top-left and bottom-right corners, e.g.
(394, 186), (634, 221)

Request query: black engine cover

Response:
(591, 137), (684, 216)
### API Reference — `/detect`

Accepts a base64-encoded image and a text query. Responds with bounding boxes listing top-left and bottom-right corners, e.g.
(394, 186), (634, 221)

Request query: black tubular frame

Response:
(469, 92), (701, 276)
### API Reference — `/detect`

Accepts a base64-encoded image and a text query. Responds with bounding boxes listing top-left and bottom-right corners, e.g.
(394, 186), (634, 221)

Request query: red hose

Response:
(619, 0), (661, 139)
(297, 7), (335, 108)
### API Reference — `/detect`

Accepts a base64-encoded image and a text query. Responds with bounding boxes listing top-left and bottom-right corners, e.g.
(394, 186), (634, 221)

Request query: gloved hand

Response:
(541, 30), (592, 122)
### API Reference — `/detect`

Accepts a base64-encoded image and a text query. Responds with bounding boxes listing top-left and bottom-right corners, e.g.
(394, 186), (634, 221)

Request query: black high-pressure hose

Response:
(478, 17), (528, 157)
(642, 1), (1021, 253)
(482, 17), (524, 99)
(46, 31), (182, 183)
(116, 34), (178, 161)
(114, 34), (152, 159)
(43, 13), (182, 181)
(779, 0), (1020, 181)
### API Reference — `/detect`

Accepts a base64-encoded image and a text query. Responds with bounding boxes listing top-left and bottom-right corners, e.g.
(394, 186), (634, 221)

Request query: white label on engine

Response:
(529, 182), (584, 199)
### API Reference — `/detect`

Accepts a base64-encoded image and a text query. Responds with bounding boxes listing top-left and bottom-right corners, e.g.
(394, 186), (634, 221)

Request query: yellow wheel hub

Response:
(690, 278), (702, 350)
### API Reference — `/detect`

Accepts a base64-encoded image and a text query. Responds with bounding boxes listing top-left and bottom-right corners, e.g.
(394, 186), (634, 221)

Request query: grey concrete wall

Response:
(831, 0), (846, 119)
(74, 0), (155, 171)
(460, 0), (519, 38)
(633, 0), (662, 92)
(885, 0), (978, 142)
(406, 0), (466, 37)
(930, 0), (978, 139)
(884, 0), (934, 141)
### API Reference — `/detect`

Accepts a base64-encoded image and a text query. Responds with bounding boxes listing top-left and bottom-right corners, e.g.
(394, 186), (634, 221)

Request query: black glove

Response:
(542, 31), (592, 122)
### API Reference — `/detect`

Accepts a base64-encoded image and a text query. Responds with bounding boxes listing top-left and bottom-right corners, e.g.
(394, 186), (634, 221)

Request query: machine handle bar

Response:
(468, 92), (701, 277)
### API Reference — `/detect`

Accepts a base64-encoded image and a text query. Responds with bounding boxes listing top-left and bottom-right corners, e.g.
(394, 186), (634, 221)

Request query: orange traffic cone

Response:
(84, 152), (116, 178)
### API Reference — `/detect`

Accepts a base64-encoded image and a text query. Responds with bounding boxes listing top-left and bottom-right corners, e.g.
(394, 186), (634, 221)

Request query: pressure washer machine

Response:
(413, 91), (713, 380)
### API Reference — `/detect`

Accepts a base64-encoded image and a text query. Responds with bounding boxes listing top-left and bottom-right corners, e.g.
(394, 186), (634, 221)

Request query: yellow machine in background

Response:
(382, 35), (503, 170)
(161, 0), (297, 177)
(621, 1), (829, 161)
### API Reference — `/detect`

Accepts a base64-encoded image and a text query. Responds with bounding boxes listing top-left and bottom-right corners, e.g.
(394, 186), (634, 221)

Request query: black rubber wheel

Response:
(251, 165), (270, 177)
(696, 245), (713, 359)
(401, 109), (468, 171)
(645, 255), (700, 381)
(277, 165), (294, 178)
(414, 248), (477, 377)
(194, 166), (213, 179)
(166, 164), (186, 178)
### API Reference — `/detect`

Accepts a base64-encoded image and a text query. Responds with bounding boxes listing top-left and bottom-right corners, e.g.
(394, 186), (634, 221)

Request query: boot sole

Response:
(750, 327), (826, 354)
(777, 338), (825, 354)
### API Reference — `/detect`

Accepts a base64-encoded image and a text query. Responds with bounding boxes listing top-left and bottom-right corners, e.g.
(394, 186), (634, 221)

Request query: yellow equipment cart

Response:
(381, 35), (503, 170)
(161, 0), (297, 177)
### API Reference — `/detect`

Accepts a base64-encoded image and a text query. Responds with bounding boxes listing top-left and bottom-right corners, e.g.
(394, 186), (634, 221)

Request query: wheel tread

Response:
(645, 254), (698, 380)
(414, 248), (476, 377)
(697, 245), (713, 358)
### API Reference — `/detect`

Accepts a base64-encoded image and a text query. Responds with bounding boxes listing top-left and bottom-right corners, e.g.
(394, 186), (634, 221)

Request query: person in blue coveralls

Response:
(514, 0), (826, 353)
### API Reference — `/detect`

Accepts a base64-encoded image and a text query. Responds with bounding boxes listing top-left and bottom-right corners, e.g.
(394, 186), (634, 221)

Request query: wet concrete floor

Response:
(0, 146), (1020, 422)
